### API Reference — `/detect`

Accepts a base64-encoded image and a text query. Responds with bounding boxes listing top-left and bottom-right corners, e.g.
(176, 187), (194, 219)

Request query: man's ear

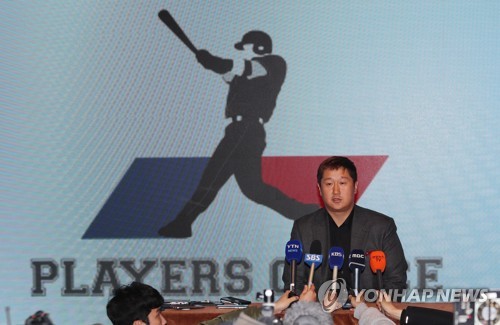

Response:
(354, 181), (358, 194)
(317, 183), (322, 195)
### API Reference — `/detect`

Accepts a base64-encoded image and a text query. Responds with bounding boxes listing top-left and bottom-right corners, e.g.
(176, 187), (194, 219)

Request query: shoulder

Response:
(290, 209), (326, 242)
(294, 208), (325, 227)
(354, 205), (395, 226)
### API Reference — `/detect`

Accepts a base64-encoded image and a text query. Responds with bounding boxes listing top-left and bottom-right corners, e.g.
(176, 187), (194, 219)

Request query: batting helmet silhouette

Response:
(234, 30), (272, 55)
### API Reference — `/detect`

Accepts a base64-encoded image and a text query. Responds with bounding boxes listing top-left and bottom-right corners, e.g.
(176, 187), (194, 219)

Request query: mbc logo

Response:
(351, 254), (364, 259)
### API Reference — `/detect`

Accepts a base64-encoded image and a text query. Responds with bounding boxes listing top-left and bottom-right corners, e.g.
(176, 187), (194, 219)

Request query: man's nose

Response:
(333, 182), (340, 194)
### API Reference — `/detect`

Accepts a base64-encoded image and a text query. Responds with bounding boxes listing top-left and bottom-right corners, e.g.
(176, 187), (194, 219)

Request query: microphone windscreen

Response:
(304, 240), (323, 267)
(328, 246), (344, 269)
(285, 240), (303, 263)
(310, 240), (322, 255)
(348, 249), (366, 272)
(369, 250), (386, 273)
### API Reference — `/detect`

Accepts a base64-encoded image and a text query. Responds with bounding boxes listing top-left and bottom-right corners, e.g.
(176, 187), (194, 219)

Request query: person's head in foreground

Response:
(282, 301), (333, 325)
(106, 282), (166, 325)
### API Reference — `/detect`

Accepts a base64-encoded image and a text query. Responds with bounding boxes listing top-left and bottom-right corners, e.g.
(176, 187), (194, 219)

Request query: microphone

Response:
(328, 246), (344, 283)
(304, 240), (323, 286)
(369, 250), (386, 291)
(285, 240), (303, 293)
(348, 249), (366, 295)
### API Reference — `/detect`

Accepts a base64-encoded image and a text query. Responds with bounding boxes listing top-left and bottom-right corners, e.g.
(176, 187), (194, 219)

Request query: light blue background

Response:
(1, 1), (499, 324)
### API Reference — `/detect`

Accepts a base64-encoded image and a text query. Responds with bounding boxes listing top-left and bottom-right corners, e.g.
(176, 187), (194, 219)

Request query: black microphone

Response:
(304, 240), (323, 286)
(348, 249), (366, 295)
(285, 240), (303, 294)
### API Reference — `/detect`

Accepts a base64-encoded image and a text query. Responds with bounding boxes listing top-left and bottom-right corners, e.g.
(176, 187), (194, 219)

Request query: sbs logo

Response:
(305, 254), (322, 262)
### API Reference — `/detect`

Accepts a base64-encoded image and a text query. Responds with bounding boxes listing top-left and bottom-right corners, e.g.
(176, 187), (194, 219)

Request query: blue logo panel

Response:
(82, 158), (208, 238)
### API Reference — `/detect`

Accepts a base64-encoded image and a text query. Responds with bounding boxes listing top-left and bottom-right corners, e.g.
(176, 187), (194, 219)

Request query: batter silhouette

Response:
(158, 31), (317, 238)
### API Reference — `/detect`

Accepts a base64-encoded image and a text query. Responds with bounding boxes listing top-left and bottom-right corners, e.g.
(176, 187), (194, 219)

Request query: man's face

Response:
(318, 167), (358, 217)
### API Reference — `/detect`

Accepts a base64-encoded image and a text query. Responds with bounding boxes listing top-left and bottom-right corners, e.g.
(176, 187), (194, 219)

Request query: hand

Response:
(195, 49), (232, 74)
(299, 284), (317, 302)
(195, 49), (214, 69)
(376, 290), (402, 320)
(274, 290), (299, 314)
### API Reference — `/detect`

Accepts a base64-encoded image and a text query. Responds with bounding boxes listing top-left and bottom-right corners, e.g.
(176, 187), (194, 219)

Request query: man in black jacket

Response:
(283, 156), (408, 293)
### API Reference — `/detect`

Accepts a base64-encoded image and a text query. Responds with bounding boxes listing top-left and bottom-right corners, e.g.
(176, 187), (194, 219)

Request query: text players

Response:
(282, 156), (407, 293)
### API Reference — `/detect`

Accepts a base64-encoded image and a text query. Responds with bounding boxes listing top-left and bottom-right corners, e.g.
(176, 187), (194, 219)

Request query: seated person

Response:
(106, 281), (167, 325)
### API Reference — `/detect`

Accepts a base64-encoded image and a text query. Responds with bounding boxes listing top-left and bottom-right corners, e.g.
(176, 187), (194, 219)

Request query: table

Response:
(162, 302), (454, 325)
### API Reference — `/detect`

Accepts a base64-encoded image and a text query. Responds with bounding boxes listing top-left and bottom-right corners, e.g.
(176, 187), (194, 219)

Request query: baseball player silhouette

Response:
(158, 31), (318, 238)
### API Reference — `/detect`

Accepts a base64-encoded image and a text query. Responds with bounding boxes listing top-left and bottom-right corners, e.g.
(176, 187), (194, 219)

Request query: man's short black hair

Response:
(317, 156), (358, 184)
(106, 282), (164, 325)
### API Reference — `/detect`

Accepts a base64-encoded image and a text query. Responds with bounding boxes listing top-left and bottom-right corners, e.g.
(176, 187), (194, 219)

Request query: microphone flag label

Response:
(348, 249), (366, 271)
(304, 253), (323, 267)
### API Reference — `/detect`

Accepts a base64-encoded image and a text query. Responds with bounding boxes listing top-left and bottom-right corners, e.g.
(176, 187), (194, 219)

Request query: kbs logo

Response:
(330, 252), (343, 257)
